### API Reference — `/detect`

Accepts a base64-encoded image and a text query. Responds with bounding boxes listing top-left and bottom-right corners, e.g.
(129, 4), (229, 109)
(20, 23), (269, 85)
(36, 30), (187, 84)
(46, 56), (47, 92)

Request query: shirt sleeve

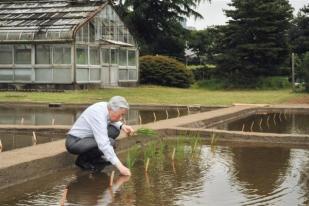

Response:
(109, 121), (123, 130)
(85, 111), (120, 166)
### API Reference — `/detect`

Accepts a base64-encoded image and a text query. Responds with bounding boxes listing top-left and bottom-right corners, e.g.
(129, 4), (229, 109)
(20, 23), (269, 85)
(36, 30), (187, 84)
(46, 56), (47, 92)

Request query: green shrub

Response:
(139, 55), (194, 88)
(191, 65), (216, 81)
(256, 76), (291, 89)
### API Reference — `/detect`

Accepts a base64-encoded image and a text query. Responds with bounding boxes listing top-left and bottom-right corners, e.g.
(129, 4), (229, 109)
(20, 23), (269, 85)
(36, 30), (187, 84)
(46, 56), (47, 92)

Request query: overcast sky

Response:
(187, 0), (308, 30)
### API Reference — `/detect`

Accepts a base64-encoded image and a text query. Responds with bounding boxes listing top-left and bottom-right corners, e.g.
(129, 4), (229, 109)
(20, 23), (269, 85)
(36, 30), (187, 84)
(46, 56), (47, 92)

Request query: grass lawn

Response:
(0, 86), (306, 106)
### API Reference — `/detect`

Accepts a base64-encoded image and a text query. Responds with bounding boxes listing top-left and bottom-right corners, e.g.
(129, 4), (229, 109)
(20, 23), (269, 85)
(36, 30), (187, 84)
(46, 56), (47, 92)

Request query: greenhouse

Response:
(0, 0), (139, 89)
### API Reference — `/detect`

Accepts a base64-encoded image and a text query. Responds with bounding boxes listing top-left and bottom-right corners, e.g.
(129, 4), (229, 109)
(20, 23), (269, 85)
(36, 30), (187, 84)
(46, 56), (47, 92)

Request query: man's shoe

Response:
(75, 156), (96, 171)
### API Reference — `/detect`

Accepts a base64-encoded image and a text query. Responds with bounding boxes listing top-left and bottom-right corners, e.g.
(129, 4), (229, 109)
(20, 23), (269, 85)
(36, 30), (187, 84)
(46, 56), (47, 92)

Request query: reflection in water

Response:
(0, 130), (64, 152)
(217, 112), (309, 134)
(67, 173), (131, 206)
(1, 144), (308, 206)
(231, 147), (290, 199)
(0, 106), (194, 126)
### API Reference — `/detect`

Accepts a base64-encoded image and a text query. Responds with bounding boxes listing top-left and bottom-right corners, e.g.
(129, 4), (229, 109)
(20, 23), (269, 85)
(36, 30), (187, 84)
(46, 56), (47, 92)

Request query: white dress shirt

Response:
(68, 102), (123, 166)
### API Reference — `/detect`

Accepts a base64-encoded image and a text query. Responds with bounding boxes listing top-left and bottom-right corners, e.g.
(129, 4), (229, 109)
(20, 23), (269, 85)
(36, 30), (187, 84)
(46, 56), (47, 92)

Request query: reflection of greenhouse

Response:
(0, 0), (138, 89)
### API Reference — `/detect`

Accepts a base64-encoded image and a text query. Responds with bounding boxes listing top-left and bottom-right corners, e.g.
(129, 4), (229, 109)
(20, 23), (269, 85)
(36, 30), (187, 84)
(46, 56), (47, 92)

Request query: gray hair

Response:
(107, 96), (129, 111)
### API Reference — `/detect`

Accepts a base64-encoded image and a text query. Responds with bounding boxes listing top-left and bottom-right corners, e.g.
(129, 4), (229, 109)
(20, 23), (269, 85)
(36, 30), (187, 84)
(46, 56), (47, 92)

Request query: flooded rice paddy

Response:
(1, 142), (308, 206)
(215, 112), (309, 134)
(0, 106), (198, 126)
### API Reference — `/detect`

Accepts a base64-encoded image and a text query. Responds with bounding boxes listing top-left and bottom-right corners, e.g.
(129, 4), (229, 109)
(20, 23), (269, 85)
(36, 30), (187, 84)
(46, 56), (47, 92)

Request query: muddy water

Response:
(1, 144), (308, 205)
(0, 106), (196, 126)
(217, 112), (309, 134)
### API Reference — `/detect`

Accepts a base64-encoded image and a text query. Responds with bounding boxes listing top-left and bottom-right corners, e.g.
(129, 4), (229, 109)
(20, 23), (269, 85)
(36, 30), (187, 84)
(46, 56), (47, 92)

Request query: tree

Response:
(289, 4), (309, 55)
(187, 26), (223, 64)
(303, 52), (309, 92)
(114, 0), (208, 59)
(215, 0), (293, 87)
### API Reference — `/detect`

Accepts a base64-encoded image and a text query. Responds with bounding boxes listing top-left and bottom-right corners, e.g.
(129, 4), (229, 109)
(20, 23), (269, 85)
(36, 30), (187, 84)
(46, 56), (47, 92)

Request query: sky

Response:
(187, 0), (308, 30)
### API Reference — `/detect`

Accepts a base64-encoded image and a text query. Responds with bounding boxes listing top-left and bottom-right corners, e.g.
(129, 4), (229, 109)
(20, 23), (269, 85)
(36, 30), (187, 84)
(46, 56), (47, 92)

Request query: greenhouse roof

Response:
(0, 0), (107, 43)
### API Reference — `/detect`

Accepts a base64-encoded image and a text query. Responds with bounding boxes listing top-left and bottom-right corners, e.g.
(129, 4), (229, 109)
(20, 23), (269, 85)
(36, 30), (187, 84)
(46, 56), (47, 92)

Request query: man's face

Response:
(109, 108), (127, 122)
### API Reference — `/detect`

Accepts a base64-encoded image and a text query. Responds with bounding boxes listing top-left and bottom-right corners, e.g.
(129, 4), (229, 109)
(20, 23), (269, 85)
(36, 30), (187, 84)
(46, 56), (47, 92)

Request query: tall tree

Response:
(289, 4), (309, 55)
(215, 0), (293, 87)
(113, 0), (207, 59)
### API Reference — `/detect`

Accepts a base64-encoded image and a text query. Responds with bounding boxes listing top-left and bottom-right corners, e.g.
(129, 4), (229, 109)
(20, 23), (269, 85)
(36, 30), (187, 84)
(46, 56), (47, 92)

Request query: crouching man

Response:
(65, 96), (134, 175)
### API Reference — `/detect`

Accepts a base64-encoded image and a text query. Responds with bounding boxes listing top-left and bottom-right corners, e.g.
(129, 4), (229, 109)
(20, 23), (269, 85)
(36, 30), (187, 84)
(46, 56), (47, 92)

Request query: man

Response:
(65, 96), (134, 175)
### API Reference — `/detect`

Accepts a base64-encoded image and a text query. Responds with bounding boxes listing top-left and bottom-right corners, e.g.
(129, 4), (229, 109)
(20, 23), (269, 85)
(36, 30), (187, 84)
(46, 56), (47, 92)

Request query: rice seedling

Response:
(136, 128), (158, 137)
(126, 145), (140, 169)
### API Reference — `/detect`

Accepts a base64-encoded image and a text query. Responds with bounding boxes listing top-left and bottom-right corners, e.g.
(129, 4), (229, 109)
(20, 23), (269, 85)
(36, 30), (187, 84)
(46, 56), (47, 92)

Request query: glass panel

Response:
(54, 46), (71, 64)
(35, 68), (52, 82)
(90, 68), (100, 81)
(15, 45), (31, 64)
(102, 48), (110, 64)
(83, 23), (89, 42)
(119, 69), (127, 80)
(0, 69), (13, 81)
(0, 45), (13, 64)
(35, 45), (51, 64)
(89, 21), (95, 42)
(129, 69), (137, 80)
(76, 68), (89, 82)
(53, 68), (72, 83)
(119, 49), (127, 66)
(14, 68), (32, 81)
(90, 47), (100, 65)
(76, 29), (82, 42)
(128, 50), (136, 66)
(111, 49), (118, 64)
(76, 47), (88, 65)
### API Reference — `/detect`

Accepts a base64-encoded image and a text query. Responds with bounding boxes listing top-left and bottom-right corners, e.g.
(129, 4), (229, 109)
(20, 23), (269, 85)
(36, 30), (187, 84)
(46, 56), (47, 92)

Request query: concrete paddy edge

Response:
(1, 104), (309, 190)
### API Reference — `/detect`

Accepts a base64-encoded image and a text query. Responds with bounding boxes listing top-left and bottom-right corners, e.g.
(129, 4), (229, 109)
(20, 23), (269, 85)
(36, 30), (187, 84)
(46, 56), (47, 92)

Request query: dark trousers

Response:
(65, 124), (120, 164)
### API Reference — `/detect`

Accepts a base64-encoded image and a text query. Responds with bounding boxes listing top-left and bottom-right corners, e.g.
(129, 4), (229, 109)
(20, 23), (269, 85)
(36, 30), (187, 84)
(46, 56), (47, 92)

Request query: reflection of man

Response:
(65, 96), (134, 175)
(66, 173), (130, 206)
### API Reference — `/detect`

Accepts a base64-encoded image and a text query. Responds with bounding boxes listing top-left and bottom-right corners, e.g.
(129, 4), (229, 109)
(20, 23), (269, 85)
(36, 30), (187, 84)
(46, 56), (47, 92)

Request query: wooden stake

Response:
(32, 131), (37, 145)
(139, 114), (142, 125)
(278, 112), (282, 122)
(20, 117), (24, 125)
(52, 118), (55, 125)
(250, 121), (254, 132)
(171, 147), (176, 160)
(165, 110), (169, 120)
(177, 108), (180, 117)
(187, 106), (190, 114)
(153, 112), (156, 122)
(259, 118), (263, 130)
(145, 158), (150, 172)
(241, 124), (245, 132)
(59, 188), (68, 206)
(267, 115), (270, 128)
(0, 139), (2, 152)
(109, 171), (115, 187)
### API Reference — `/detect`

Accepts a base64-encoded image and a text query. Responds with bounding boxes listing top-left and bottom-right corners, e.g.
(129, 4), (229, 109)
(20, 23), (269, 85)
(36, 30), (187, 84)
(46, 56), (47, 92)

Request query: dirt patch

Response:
(286, 96), (309, 104)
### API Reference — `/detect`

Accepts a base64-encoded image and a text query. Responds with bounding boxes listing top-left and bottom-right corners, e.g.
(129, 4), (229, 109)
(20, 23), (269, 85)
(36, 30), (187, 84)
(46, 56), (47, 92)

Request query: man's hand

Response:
(116, 162), (131, 176)
(121, 125), (134, 136)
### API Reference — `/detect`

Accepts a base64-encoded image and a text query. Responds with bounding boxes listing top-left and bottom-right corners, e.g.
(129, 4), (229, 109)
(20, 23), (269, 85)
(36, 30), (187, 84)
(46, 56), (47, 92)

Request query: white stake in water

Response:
(109, 171), (115, 187)
(52, 118), (55, 125)
(0, 139), (2, 152)
(59, 188), (68, 206)
(32, 131), (37, 145)
(20, 117), (24, 125)
(165, 110), (169, 120)
(153, 112), (157, 122)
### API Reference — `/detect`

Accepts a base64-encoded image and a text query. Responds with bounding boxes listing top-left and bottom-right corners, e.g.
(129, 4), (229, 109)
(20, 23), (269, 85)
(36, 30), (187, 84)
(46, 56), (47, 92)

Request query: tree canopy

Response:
(215, 0), (293, 87)
(113, 0), (208, 59)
